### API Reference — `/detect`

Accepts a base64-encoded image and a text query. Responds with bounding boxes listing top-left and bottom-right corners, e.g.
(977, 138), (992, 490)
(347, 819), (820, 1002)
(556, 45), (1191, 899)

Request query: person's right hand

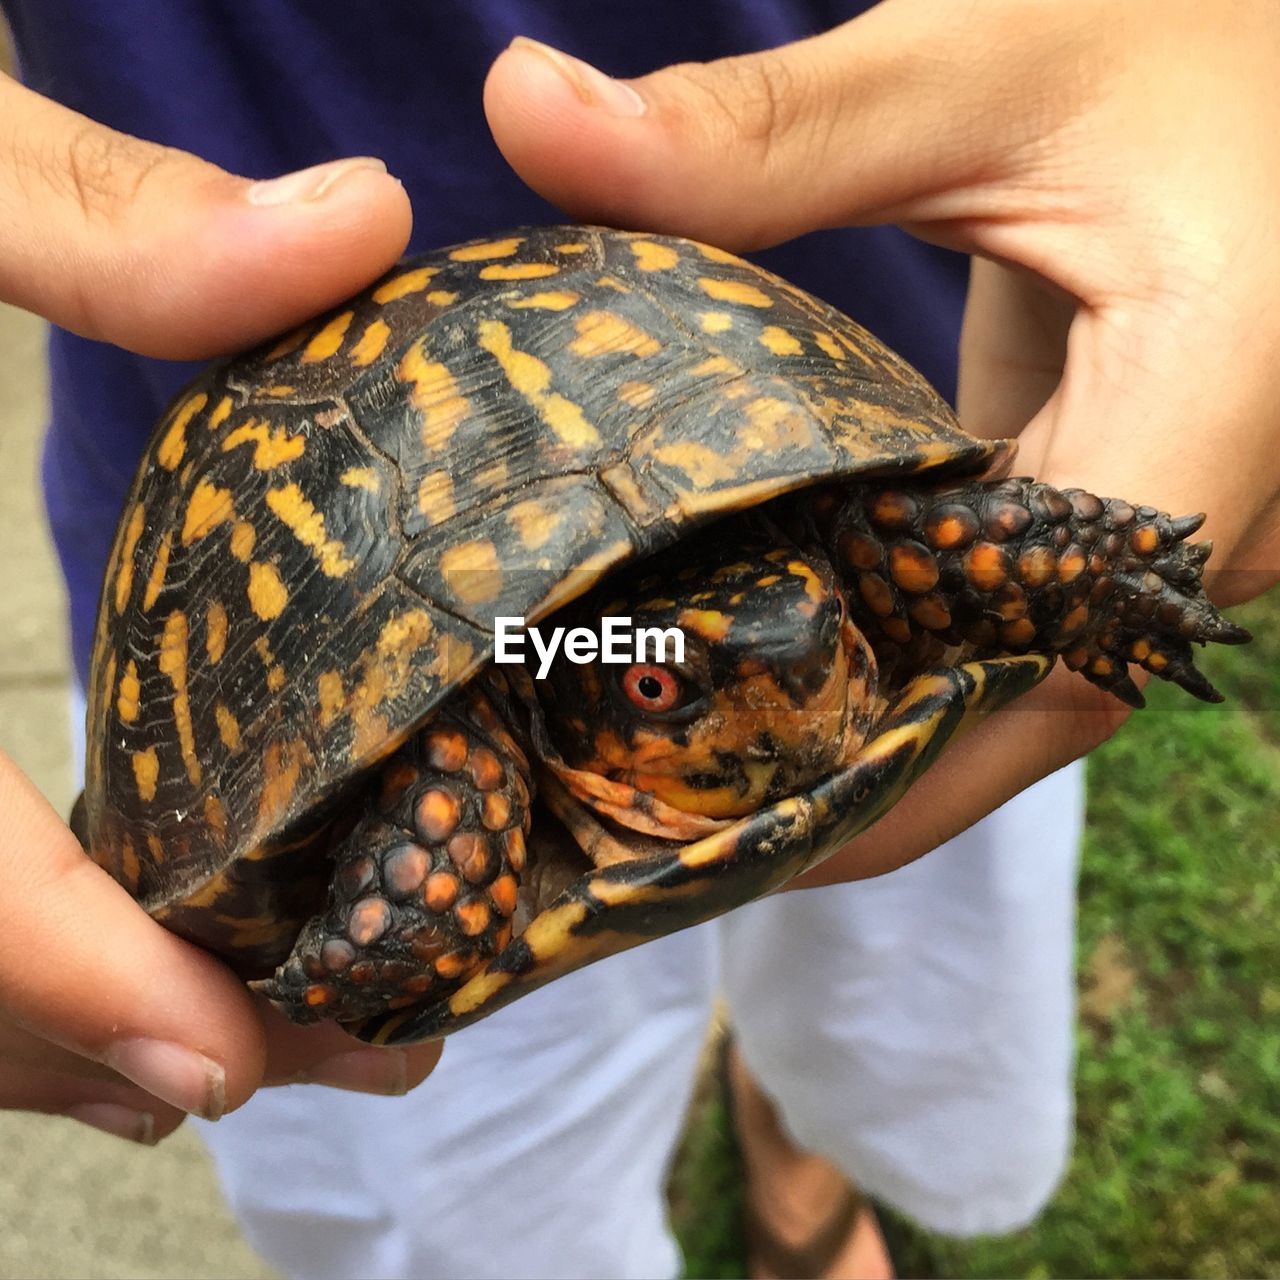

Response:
(0, 74), (440, 1144)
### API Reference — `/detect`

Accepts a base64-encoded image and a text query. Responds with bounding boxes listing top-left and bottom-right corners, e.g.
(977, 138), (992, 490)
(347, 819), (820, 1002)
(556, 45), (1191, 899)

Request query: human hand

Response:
(483, 0), (1280, 883)
(0, 77), (438, 1142)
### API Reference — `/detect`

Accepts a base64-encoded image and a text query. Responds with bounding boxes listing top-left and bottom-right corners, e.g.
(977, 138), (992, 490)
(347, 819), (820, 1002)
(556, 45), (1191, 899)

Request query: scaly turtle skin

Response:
(77, 226), (1247, 1044)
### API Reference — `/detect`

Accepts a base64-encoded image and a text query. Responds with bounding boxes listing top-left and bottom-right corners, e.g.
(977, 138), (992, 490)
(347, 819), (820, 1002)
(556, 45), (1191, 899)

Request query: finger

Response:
(0, 75), (411, 358)
(484, 1), (1090, 250)
(0, 750), (267, 1119)
(793, 665), (1129, 890)
(257, 999), (443, 1095)
(0, 1027), (187, 1145)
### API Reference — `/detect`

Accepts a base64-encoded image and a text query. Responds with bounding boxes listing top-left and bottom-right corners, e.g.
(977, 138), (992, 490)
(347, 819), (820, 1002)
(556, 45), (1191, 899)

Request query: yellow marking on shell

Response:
(448, 898), (591, 1017)
(427, 290), (459, 306)
(208, 396), (234, 431)
(759, 325), (804, 357)
(691, 355), (740, 377)
(349, 318), (391, 367)
(341, 466), (380, 491)
(554, 241), (588, 253)
(206, 601), (228, 664)
(509, 290), (581, 311)
(131, 746), (159, 802)
(418, 470), (457, 524)
(438, 540), (502, 605)
(144, 832), (166, 868)
(479, 262), (560, 281)
(203, 794), (228, 840)
(477, 320), (600, 447)
(116, 659), (141, 723)
(694, 241), (744, 266)
(247, 561), (289, 620)
(265, 325), (309, 361)
(678, 608), (734, 641)
(508, 500), (564, 551)
(302, 310), (354, 363)
(159, 612), (200, 786)
(629, 240), (680, 272)
(475, 459), (509, 491)
(815, 332), (846, 362)
(262, 385), (296, 398)
(265, 483), (355, 577)
(451, 237), (524, 262)
(229, 521), (256, 562)
(222, 418), (306, 468)
(698, 277), (774, 308)
(121, 837), (142, 887)
(346, 610), (444, 757)
(215, 703), (242, 751)
(267, 664), (286, 692)
(595, 275), (631, 293)
(373, 266), (438, 304)
(182, 478), (234, 545)
(743, 396), (817, 451)
(699, 311), (734, 334)
(617, 380), (656, 408)
(256, 739), (306, 831)
(652, 441), (739, 487)
(156, 393), (208, 470)
(399, 342), (470, 450)
(317, 671), (345, 727)
(449, 968), (515, 1014)
(569, 310), (661, 358)
(114, 505), (146, 613)
(141, 532), (171, 612)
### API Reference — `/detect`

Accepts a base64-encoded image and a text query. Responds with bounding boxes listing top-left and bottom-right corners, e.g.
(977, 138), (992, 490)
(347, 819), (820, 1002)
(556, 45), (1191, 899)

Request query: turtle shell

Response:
(83, 225), (1010, 965)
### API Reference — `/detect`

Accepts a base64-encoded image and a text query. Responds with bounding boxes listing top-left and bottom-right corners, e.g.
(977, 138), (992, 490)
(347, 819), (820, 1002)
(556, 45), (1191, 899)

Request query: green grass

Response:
(669, 591), (1280, 1279)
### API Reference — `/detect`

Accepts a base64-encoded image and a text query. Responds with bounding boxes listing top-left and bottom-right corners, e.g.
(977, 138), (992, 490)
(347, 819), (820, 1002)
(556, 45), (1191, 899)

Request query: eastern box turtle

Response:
(76, 226), (1247, 1044)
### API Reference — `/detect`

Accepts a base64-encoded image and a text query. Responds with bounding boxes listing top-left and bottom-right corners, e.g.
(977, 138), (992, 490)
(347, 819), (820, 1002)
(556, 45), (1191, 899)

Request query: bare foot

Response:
(728, 1045), (894, 1280)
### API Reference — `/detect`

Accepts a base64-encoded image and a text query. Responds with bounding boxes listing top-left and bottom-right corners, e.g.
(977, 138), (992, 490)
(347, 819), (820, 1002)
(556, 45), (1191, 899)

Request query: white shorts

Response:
(194, 767), (1084, 1280)
(72, 687), (1082, 1279)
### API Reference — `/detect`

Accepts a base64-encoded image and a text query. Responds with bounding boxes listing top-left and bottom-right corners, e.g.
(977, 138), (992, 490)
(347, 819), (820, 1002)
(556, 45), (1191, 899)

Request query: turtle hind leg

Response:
(817, 479), (1249, 708)
(253, 683), (532, 1026)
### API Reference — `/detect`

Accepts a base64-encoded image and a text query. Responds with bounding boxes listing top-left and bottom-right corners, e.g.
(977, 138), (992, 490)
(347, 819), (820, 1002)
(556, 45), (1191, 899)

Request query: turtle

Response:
(76, 225), (1247, 1046)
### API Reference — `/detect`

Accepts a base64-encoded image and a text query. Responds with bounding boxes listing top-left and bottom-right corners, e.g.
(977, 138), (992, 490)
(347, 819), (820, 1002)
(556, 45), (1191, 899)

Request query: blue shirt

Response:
(3, 0), (967, 682)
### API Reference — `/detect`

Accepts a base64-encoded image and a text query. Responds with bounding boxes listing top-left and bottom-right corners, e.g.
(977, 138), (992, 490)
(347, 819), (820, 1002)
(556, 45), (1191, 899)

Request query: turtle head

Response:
(536, 526), (879, 841)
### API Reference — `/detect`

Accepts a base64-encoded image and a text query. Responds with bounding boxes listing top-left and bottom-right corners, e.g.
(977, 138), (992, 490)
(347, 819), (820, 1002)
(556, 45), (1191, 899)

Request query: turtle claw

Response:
(1168, 512), (1207, 542)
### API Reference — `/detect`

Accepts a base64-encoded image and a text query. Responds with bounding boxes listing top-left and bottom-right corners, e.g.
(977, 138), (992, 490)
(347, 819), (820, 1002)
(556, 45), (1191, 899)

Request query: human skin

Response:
(1, 0), (1277, 1141)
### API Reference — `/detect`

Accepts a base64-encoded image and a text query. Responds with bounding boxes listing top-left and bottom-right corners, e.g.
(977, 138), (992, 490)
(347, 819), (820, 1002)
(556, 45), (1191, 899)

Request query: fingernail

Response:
(295, 1048), (409, 1096)
(104, 1039), (227, 1120)
(66, 1103), (158, 1146)
(247, 156), (390, 206)
(510, 36), (647, 117)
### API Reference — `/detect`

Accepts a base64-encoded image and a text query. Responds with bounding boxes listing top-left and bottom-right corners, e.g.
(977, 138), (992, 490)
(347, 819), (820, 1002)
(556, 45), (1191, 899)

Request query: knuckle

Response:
(57, 124), (176, 226)
(663, 51), (814, 170)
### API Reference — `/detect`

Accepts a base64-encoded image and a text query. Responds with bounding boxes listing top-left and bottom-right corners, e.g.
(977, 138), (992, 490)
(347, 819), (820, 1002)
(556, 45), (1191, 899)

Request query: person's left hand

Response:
(482, 0), (1280, 884)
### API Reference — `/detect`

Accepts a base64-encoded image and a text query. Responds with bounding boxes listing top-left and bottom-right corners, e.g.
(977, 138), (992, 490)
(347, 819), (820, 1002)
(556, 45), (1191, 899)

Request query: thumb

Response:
(0, 75), (411, 358)
(484, 1), (1078, 250)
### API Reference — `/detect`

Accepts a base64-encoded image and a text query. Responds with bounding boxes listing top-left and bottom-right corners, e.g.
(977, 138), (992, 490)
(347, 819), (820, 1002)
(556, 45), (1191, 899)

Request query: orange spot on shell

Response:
(222, 418), (306, 468)
(247, 562), (288, 620)
(265, 483), (355, 577)
(697, 277), (774, 308)
(480, 262), (560, 280)
(206, 601), (228, 664)
(349, 318), (391, 367)
(373, 265), (438, 303)
(630, 240), (680, 271)
(132, 747), (160, 802)
(302, 310), (354, 363)
(114, 504), (146, 613)
(156, 393), (208, 470)
(116, 659), (141, 723)
(181, 478), (234, 545)
(449, 237), (524, 262)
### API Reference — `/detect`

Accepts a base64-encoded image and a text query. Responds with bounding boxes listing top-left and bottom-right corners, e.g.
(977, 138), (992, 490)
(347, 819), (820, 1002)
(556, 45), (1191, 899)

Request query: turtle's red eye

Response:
(621, 664), (684, 714)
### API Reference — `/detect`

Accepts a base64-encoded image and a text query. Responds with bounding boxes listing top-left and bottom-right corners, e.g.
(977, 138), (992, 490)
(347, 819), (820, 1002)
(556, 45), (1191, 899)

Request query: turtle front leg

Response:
(254, 679), (532, 1026)
(817, 478), (1249, 706)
